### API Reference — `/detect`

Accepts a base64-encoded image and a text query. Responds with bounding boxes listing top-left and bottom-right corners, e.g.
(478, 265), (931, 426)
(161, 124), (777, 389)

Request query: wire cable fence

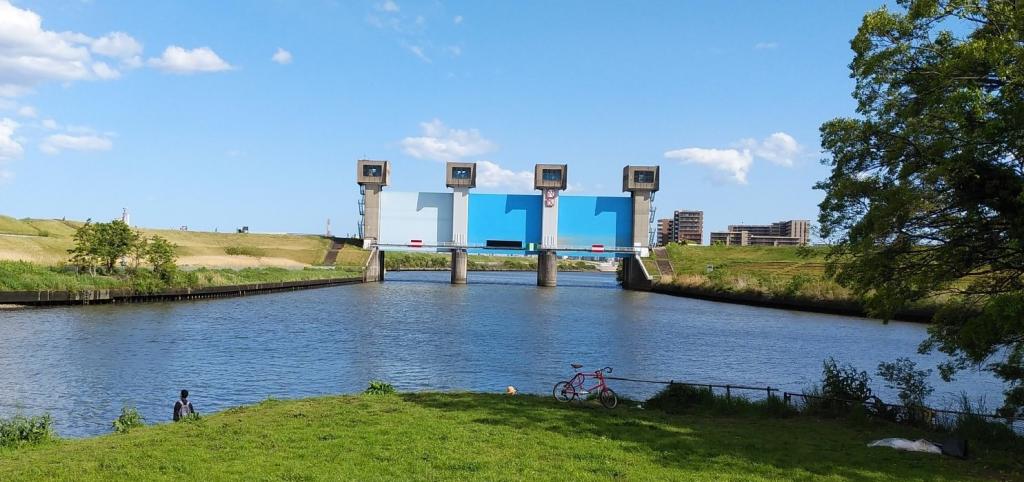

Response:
(603, 375), (1022, 435)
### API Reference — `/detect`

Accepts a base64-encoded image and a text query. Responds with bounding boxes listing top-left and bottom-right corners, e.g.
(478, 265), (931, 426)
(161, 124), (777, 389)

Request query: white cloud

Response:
(0, 1), (132, 96)
(0, 118), (23, 160)
(17, 105), (36, 118)
(148, 46), (232, 74)
(448, 45), (462, 57)
(743, 132), (801, 166)
(91, 61), (121, 79)
(401, 119), (496, 161)
(477, 161), (533, 192)
(271, 47), (292, 65)
(665, 147), (753, 184)
(407, 45), (430, 63)
(41, 118), (58, 130)
(754, 42), (779, 50)
(665, 131), (802, 184)
(90, 32), (142, 59)
(453, 15), (463, 24)
(40, 133), (112, 154)
(379, 0), (399, 12)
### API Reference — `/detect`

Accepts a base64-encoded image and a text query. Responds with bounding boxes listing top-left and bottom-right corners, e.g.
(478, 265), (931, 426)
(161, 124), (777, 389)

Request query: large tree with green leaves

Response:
(817, 0), (1023, 415)
(67, 220), (140, 274)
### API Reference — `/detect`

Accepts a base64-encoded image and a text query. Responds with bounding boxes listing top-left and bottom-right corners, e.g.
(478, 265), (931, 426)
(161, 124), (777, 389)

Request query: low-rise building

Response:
(710, 219), (810, 246)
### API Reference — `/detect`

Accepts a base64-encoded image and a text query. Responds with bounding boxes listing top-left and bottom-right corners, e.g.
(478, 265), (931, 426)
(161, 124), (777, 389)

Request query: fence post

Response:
(725, 385), (731, 400)
(784, 392), (791, 405)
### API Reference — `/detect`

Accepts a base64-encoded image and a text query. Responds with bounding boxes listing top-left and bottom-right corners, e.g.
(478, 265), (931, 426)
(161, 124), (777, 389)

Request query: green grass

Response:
(658, 244), (855, 302)
(0, 393), (1016, 481)
(0, 216), (332, 266)
(0, 261), (360, 292)
(0, 216), (44, 236)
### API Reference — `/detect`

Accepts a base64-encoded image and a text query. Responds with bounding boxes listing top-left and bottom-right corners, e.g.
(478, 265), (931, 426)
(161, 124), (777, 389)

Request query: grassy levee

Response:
(0, 216), (332, 267)
(0, 393), (1015, 481)
(650, 244), (940, 320)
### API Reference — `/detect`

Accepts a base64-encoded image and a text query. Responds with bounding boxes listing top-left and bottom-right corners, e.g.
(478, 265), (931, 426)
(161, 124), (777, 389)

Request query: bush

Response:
(365, 380), (396, 395)
(111, 406), (145, 434)
(225, 246), (266, 257)
(646, 384), (715, 414)
(821, 357), (872, 401)
(876, 358), (933, 409)
(645, 383), (797, 417)
(944, 394), (1022, 447)
(0, 414), (55, 447)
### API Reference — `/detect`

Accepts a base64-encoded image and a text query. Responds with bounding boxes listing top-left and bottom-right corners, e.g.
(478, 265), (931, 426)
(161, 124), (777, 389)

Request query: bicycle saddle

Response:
(571, 363), (583, 369)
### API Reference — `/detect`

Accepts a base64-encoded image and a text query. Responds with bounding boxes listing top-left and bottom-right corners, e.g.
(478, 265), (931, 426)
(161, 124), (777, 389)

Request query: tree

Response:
(145, 235), (178, 281)
(67, 220), (100, 275)
(817, 0), (1023, 415)
(68, 220), (140, 274)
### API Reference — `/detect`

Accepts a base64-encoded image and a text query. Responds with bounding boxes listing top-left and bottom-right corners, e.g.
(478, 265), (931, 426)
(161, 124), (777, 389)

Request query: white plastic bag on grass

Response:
(867, 438), (942, 454)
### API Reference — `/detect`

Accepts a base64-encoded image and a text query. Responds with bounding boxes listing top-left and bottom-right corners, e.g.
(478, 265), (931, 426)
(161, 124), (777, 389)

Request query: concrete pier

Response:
(451, 249), (468, 284)
(537, 250), (557, 287)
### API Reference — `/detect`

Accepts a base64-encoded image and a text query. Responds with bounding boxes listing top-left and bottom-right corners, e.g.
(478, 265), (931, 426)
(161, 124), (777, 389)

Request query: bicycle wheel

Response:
(599, 388), (618, 409)
(553, 381), (575, 402)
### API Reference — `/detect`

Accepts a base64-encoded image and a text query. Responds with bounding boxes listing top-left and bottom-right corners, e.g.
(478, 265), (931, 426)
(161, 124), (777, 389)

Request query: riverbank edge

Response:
(0, 277), (364, 307)
(647, 282), (935, 323)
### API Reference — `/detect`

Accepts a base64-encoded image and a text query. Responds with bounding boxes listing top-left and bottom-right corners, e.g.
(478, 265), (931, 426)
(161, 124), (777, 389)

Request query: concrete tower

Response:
(356, 159), (390, 246)
(534, 164), (568, 287)
(446, 162), (476, 284)
(622, 165), (660, 256)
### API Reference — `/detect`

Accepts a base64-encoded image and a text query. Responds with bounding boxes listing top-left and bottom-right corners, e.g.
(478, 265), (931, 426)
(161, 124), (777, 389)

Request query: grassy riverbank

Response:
(0, 216), (332, 268)
(646, 244), (945, 320)
(0, 260), (361, 293)
(384, 251), (598, 271)
(658, 244), (851, 299)
(0, 392), (1016, 481)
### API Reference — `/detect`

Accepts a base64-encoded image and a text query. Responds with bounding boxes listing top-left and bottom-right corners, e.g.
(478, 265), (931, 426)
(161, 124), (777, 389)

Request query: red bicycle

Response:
(553, 364), (618, 408)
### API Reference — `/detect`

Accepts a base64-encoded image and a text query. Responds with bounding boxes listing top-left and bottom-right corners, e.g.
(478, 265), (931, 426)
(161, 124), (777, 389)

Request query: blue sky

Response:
(0, 0), (884, 239)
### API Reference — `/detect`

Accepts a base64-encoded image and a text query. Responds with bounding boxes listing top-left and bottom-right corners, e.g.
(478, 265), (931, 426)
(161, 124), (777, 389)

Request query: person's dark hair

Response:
(180, 389), (189, 399)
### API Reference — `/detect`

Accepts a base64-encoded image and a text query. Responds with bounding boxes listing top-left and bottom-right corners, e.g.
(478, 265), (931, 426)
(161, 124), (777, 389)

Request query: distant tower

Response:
(121, 208), (130, 226)
(326, 218), (332, 237)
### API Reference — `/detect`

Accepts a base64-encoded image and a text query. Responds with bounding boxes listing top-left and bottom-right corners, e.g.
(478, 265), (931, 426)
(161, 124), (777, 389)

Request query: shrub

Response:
(645, 383), (797, 417)
(365, 380), (396, 395)
(225, 246), (266, 257)
(821, 357), (872, 402)
(876, 358), (933, 409)
(111, 406), (145, 434)
(0, 413), (55, 447)
(645, 384), (715, 414)
(944, 394), (1022, 447)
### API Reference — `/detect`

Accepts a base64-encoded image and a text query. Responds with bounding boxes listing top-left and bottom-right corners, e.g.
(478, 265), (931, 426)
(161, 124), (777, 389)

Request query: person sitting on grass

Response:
(173, 389), (197, 421)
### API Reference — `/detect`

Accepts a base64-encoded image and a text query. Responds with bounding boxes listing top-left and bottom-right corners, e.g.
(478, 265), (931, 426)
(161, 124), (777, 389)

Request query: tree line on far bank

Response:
(68, 219), (179, 281)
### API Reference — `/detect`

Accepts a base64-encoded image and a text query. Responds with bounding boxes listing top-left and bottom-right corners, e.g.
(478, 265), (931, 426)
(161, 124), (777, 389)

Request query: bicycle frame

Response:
(568, 369), (607, 394)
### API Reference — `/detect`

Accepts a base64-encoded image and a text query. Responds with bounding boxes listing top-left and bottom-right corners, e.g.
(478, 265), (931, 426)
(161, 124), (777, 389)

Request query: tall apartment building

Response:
(656, 210), (704, 245)
(656, 218), (673, 246)
(709, 219), (810, 246)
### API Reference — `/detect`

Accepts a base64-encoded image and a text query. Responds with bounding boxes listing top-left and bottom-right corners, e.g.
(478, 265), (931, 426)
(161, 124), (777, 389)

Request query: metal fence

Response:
(603, 375), (1022, 434)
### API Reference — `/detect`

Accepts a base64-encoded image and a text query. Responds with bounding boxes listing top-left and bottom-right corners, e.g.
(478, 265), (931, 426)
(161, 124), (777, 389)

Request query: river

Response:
(0, 271), (1005, 437)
